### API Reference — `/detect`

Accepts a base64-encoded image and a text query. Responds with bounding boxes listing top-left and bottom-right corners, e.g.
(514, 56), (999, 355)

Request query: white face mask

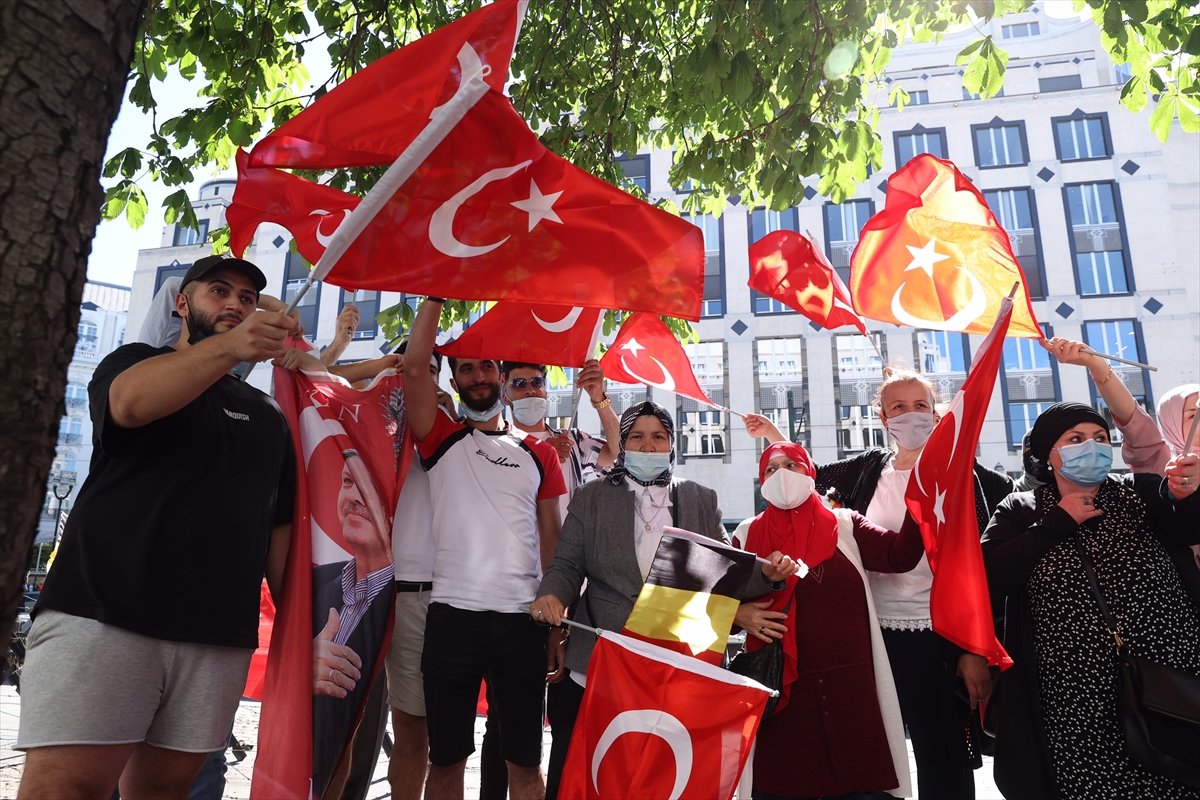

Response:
(760, 468), (815, 510)
(509, 396), (548, 427)
(886, 410), (936, 451)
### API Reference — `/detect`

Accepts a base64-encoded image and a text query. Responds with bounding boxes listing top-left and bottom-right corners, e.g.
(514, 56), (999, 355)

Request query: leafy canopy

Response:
(103, 0), (1200, 341)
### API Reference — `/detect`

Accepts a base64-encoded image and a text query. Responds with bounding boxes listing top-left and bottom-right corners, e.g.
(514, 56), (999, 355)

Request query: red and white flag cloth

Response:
(558, 630), (770, 800)
(249, 0), (525, 170)
(748, 229), (869, 334)
(598, 313), (714, 407)
(252, 359), (413, 799)
(906, 296), (1014, 669)
(227, 149), (362, 266)
(437, 302), (603, 367)
(849, 154), (1043, 338)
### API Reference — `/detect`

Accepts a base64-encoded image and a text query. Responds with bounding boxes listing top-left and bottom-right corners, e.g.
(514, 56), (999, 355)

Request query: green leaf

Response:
(1148, 91), (1177, 141)
(960, 36), (1009, 98)
(1120, 73), (1149, 113)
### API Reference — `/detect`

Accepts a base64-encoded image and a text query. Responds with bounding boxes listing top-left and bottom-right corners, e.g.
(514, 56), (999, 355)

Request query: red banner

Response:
(748, 229), (869, 334)
(253, 364), (412, 799)
(599, 313), (714, 406)
(559, 631), (769, 800)
(438, 301), (602, 367)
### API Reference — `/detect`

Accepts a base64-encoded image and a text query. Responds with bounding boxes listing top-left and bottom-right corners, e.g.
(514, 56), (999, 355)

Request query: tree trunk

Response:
(0, 0), (147, 642)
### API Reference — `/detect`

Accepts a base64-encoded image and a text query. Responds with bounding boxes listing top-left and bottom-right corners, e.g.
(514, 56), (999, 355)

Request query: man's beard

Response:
(460, 381), (501, 413)
(186, 307), (240, 344)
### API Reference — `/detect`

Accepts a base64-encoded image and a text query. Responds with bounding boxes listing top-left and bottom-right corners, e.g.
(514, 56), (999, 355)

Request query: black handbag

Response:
(728, 597), (792, 717)
(1074, 539), (1200, 787)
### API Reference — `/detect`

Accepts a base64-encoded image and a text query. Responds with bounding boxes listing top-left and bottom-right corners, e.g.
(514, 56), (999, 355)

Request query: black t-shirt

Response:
(38, 344), (295, 648)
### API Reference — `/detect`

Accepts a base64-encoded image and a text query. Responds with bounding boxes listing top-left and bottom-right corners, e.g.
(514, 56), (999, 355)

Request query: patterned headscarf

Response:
(1157, 384), (1200, 455)
(606, 400), (676, 487)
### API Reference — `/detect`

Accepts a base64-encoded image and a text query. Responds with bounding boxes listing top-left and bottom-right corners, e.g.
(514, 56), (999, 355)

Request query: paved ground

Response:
(1, 684), (1004, 798)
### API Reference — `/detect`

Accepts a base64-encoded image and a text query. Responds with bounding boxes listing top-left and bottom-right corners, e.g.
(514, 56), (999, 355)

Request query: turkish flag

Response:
(598, 313), (714, 406)
(227, 149), (361, 266)
(311, 91), (704, 320)
(252, 359), (413, 799)
(906, 297), (1014, 669)
(558, 631), (769, 800)
(437, 302), (603, 367)
(748, 229), (869, 334)
(850, 154), (1042, 338)
(249, 0), (525, 169)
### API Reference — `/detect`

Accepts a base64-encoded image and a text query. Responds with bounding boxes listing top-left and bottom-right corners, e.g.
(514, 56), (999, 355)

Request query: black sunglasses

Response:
(508, 376), (545, 389)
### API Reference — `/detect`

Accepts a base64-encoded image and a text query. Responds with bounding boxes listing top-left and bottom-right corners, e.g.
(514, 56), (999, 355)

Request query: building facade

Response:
(127, 4), (1199, 525)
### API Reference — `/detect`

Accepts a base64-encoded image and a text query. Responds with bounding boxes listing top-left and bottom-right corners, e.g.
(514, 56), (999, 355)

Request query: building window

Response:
(894, 126), (947, 168)
(1039, 74), (1083, 93)
(962, 86), (1005, 101)
(1114, 63), (1133, 85)
(155, 263), (190, 293)
(1053, 113), (1111, 160)
(685, 213), (724, 317)
(1001, 325), (1059, 447)
(973, 121), (1027, 168)
(1001, 21), (1040, 39)
(983, 188), (1046, 298)
(172, 218), (210, 247)
(908, 90), (930, 105)
(340, 289), (380, 339)
(1082, 320), (1149, 440)
(915, 331), (969, 374)
(1064, 182), (1131, 295)
(282, 251), (320, 336)
(65, 382), (88, 411)
(75, 320), (98, 355)
(833, 336), (885, 456)
(756, 338), (808, 449)
(615, 154), (650, 193)
(678, 342), (727, 458)
(749, 207), (800, 315)
(823, 199), (874, 285)
(57, 417), (83, 446)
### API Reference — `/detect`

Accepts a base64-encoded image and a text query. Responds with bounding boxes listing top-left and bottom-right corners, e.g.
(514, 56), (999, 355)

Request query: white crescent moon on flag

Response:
(429, 161), (532, 258)
(591, 709), (692, 800)
(530, 306), (583, 333)
(890, 268), (988, 331)
(620, 354), (676, 392)
(429, 43), (490, 122)
(309, 209), (352, 249)
(298, 405), (349, 466)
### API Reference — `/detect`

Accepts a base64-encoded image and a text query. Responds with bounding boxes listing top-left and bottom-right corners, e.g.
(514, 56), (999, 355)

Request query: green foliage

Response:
(108, 0), (1198, 342)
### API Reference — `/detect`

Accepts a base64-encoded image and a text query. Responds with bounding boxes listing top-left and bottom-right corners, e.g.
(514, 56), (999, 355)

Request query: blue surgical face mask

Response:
(623, 450), (671, 483)
(1055, 439), (1112, 486)
(459, 398), (504, 423)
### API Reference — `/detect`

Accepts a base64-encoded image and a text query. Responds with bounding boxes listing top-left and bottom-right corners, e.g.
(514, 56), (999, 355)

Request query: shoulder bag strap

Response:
(1072, 537), (1125, 651)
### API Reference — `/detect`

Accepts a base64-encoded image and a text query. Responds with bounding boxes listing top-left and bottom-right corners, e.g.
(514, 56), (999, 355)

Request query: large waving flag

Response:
(558, 630), (769, 800)
(748, 230), (869, 334)
(249, 0), (525, 169)
(906, 295), (1014, 669)
(621, 529), (759, 665)
(438, 302), (603, 367)
(253, 361), (412, 798)
(599, 313), (714, 405)
(849, 154), (1042, 338)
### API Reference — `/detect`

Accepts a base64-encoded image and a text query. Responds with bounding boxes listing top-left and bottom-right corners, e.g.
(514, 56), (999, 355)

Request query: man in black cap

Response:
(17, 256), (299, 798)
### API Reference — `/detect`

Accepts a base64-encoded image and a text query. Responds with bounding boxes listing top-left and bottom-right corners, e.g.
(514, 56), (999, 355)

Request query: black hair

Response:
(397, 338), (442, 372)
(501, 361), (546, 378)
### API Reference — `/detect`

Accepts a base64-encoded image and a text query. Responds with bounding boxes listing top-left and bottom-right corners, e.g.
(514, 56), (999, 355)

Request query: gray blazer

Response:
(537, 476), (778, 674)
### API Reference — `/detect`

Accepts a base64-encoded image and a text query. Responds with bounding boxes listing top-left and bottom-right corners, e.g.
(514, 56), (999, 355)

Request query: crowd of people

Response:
(13, 255), (1200, 800)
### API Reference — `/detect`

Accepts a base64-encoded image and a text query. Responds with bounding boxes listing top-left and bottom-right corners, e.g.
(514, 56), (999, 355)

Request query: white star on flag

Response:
(510, 179), (563, 232)
(933, 483), (947, 526)
(904, 238), (950, 277)
(621, 337), (646, 358)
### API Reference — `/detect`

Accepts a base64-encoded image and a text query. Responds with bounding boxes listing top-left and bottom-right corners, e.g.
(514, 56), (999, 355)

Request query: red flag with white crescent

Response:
(437, 302), (603, 367)
(849, 154), (1042, 338)
(558, 631), (769, 800)
(906, 297), (1014, 669)
(252, 358), (412, 799)
(598, 313), (714, 407)
(748, 229), (869, 334)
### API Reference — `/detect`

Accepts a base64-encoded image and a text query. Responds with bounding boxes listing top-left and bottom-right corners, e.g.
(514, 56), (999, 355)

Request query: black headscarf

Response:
(1028, 401), (1110, 481)
(606, 400), (676, 487)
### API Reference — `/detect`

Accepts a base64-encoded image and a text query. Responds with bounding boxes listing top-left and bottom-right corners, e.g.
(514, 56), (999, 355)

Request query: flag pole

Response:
(1183, 400), (1200, 456)
(567, 315), (605, 430)
(1078, 347), (1157, 372)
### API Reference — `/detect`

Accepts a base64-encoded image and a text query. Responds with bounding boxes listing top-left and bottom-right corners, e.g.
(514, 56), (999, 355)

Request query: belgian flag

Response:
(621, 529), (758, 665)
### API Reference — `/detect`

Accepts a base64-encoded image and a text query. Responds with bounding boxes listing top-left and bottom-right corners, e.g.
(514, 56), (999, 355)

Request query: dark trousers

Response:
(544, 676), (584, 800)
(881, 628), (975, 800)
(479, 678), (507, 800)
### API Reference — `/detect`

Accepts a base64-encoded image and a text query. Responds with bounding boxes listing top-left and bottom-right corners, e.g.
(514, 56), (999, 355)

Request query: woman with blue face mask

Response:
(529, 400), (799, 800)
(981, 401), (1200, 800)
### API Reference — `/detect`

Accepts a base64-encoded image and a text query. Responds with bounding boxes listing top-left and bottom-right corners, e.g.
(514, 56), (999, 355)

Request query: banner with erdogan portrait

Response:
(253, 361), (412, 800)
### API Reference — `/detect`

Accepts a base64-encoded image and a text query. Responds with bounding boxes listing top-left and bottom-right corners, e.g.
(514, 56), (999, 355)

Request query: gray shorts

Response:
(17, 610), (253, 753)
(385, 585), (430, 716)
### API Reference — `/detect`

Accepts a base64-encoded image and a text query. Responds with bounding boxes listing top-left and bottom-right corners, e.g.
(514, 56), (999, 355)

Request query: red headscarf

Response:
(742, 441), (839, 713)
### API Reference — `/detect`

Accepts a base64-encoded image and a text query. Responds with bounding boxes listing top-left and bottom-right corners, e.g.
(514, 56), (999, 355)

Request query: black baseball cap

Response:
(180, 255), (267, 295)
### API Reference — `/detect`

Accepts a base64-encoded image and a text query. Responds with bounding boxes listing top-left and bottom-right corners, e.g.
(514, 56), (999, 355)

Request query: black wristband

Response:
(426, 296), (446, 303)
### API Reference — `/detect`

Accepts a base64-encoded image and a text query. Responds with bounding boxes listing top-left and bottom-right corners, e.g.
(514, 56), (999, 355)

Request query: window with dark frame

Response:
(1001, 21), (1040, 39)
(684, 213), (724, 317)
(894, 127), (947, 167)
(983, 187), (1045, 298)
(1054, 114), (1110, 160)
(340, 288), (380, 339)
(1064, 182), (1131, 295)
(172, 219), (210, 247)
(1039, 74), (1083, 93)
(1082, 319), (1149, 443)
(1000, 325), (1058, 447)
(282, 250), (321, 336)
(615, 154), (650, 193)
(974, 122), (1027, 167)
(823, 200), (873, 285)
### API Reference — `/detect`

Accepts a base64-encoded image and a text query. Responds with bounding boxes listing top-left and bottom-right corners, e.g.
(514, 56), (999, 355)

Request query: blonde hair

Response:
(873, 367), (937, 413)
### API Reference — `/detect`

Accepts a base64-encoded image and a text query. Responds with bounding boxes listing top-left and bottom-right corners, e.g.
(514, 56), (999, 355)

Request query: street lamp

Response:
(38, 473), (75, 572)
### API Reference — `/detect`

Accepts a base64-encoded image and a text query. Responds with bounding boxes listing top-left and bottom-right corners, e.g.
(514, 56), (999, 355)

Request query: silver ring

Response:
(534, 609), (543, 617)
(759, 627), (766, 635)
(1081, 497), (1092, 506)
(328, 668), (335, 683)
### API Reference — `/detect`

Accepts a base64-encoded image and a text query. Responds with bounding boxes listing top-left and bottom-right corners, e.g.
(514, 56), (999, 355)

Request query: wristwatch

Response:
(591, 393), (611, 410)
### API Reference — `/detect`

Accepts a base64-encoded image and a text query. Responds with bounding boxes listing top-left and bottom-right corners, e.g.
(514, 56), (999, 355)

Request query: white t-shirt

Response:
(417, 414), (565, 613)
(864, 463), (933, 630)
(391, 457), (434, 582)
